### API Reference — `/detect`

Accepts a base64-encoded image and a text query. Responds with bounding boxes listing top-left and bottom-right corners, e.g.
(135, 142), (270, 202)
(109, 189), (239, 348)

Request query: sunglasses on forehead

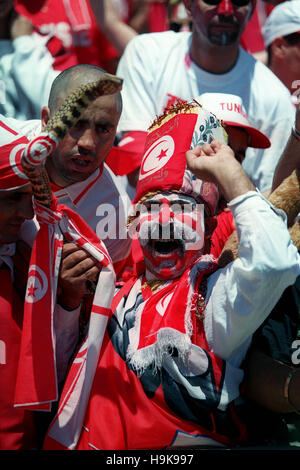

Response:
(202, 0), (252, 7)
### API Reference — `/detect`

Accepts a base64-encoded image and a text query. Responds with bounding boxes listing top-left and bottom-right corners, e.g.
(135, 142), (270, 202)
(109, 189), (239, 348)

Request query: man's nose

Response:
(217, 0), (234, 15)
(159, 203), (174, 225)
(77, 128), (96, 152)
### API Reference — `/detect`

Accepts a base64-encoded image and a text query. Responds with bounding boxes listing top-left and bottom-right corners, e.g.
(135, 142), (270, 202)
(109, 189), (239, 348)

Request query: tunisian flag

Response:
(14, 197), (116, 416)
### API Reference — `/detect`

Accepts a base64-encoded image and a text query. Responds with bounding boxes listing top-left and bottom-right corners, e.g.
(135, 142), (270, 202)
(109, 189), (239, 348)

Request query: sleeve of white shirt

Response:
(204, 191), (300, 366)
(54, 304), (81, 388)
(11, 33), (59, 116)
(242, 64), (296, 193)
(117, 34), (160, 133)
(243, 116), (295, 193)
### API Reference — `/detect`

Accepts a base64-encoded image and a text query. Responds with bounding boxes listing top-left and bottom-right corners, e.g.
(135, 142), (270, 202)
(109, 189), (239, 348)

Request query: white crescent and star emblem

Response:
(139, 135), (174, 181)
(9, 143), (28, 180)
(25, 265), (48, 303)
(25, 134), (58, 166)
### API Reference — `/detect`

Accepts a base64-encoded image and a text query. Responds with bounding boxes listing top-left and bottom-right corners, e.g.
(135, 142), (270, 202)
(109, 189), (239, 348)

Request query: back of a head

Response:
(262, 0), (300, 47)
(48, 64), (120, 115)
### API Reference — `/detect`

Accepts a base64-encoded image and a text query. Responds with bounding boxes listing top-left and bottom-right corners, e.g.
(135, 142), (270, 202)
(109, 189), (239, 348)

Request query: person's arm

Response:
(10, 25), (59, 118)
(272, 101), (300, 191)
(186, 140), (300, 363)
(89, 0), (137, 53)
(244, 348), (300, 414)
(186, 140), (255, 201)
(54, 303), (81, 389)
(242, 82), (295, 194)
(127, 0), (151, 33)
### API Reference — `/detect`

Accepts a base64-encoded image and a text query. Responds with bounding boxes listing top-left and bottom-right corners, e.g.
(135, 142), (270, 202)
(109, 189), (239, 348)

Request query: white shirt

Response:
(205, 191), (300, 368)
(21, 165), (132, 273)
(116, 31), (296, 192)
(0, 33), (59, 120)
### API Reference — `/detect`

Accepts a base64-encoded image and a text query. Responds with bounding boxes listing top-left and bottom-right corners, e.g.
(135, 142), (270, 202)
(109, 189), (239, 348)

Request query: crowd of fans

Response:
(0, 0), (299, 452)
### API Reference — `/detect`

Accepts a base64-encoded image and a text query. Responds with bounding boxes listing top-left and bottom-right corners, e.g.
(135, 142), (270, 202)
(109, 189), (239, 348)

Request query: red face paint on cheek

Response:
(136, 196), (206, 279)
(143, 246), (201, 279)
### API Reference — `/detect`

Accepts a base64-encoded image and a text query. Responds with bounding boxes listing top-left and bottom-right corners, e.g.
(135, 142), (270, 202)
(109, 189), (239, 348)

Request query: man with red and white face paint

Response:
(136, 191), (206, 280)
(189, 0), (253, 47)
(44, 102), (300, 451)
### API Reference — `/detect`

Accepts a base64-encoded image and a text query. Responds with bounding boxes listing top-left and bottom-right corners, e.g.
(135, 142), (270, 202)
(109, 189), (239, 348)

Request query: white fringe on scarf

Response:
(126, 255), (216, 376)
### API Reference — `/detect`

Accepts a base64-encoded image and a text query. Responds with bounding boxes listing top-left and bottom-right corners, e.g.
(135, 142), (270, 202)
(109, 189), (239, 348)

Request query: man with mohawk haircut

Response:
(44, 102), (300, 450)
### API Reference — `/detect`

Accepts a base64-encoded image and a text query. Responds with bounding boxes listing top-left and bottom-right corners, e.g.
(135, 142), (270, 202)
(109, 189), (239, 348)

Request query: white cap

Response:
(196, 93), (271, 149)
(262, 0), (300, 47)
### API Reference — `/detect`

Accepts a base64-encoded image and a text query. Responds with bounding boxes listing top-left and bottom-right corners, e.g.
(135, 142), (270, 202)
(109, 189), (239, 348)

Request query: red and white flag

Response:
(14, 197), (116, 421)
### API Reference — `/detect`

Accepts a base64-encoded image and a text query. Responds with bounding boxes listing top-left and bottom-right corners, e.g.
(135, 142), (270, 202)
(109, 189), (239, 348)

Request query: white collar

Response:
(53, 166), (103, 206)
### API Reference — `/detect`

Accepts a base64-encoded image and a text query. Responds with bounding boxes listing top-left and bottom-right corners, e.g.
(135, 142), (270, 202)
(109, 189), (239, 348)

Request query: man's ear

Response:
(271, 37), (288, 60)
(41, 106), (50, 131)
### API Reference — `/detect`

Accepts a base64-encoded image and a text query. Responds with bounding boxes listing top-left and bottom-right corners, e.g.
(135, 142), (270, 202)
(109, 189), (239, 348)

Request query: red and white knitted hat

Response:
(133, 102), (228, 216)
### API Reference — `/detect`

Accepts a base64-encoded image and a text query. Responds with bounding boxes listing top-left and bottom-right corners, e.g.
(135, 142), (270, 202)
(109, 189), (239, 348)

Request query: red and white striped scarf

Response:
(126, 256), (218, 375)
(14, 197), (116, 415)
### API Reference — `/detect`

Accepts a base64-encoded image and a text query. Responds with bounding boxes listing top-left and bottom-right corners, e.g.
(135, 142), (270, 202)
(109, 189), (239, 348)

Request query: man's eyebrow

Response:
(169, 198), (195, 204)
(77, 117), (115, 127)
(142, 198), (195, 208)
(94, 120), (115, 127)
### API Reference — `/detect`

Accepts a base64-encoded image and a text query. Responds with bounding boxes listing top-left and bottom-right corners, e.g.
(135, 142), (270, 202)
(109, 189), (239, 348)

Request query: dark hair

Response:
(48, 64), (122, 115)
(268, 32), (300, 66)
(284, 32), (300, 46)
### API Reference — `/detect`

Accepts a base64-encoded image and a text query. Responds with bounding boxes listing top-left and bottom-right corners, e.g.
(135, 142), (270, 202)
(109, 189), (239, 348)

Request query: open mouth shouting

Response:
(150, 238), (184, 256)
(133, 192), (206, 279)
(70, 154), (94, 172)
(143, 232), (202, 280)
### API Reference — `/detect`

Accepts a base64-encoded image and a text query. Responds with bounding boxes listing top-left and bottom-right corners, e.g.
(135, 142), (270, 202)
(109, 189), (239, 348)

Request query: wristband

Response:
(292, 126), (300, 141)
(283, 368), (300, 414)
